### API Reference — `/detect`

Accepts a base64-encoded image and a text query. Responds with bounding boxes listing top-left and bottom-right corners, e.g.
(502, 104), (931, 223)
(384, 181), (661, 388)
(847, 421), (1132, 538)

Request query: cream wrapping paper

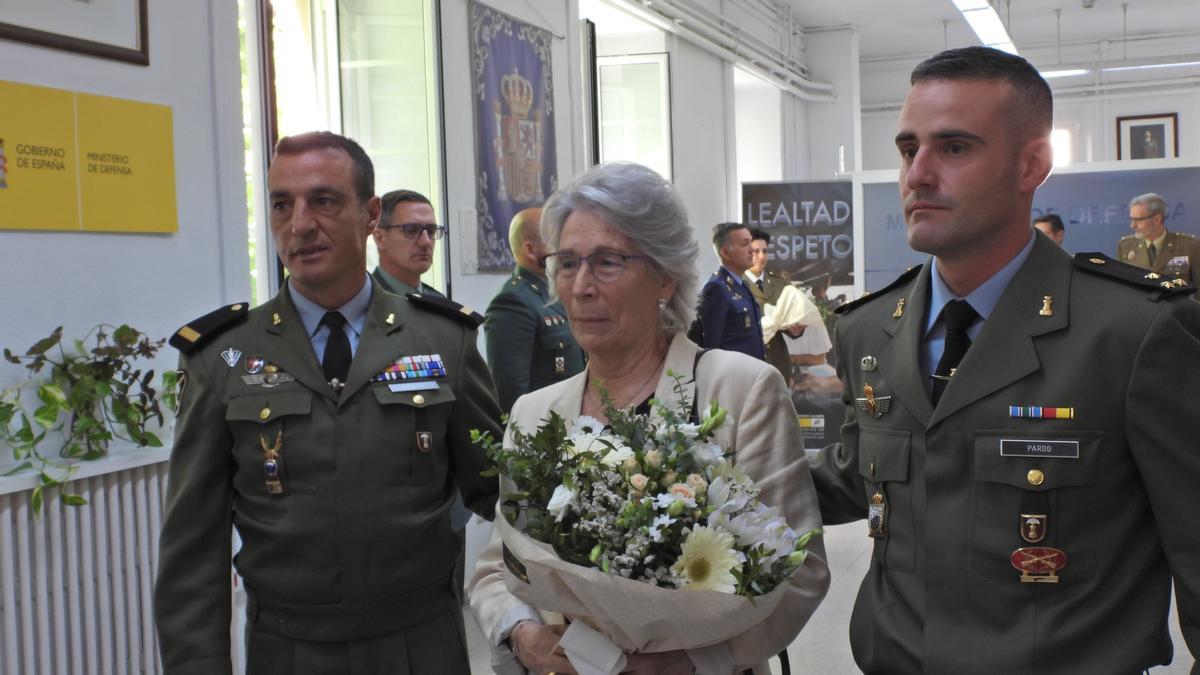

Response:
(761, 285), (824, 343)
(495, 515), (790, 656)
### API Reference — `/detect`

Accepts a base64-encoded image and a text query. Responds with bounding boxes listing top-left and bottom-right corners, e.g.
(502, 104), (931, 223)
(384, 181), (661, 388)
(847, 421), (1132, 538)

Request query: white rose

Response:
(601, 445), (635, 468)
(643, 450), (663, 469)
(546, 484), (577, 522)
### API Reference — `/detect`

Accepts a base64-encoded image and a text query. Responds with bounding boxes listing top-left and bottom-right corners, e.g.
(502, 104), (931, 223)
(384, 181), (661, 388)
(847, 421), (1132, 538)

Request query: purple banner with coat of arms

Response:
(470, 1), (557, 270)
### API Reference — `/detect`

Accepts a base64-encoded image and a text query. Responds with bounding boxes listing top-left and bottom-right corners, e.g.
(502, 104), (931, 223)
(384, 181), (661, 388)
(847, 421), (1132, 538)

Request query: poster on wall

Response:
(469, 1), (557, 270)
(0, 79), (177, 233)
(741, 180), (853, 449)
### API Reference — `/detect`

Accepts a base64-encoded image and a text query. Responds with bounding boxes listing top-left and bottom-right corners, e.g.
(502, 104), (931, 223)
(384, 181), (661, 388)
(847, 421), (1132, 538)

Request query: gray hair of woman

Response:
(540, 161), (699, 334)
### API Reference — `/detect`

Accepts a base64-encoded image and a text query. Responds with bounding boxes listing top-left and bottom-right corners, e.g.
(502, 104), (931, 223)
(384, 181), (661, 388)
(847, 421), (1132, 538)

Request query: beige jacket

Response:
(467, 332), (830, 674)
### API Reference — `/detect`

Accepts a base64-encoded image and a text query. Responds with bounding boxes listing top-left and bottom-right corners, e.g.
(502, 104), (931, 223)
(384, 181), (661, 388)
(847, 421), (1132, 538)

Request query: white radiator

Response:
(0, 450), (170, 675)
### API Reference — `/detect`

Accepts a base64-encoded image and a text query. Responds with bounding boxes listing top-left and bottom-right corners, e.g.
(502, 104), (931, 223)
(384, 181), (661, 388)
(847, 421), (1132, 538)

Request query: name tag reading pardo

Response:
(1000, 439), (1079, 459)
(1010, 546), (1067, 583)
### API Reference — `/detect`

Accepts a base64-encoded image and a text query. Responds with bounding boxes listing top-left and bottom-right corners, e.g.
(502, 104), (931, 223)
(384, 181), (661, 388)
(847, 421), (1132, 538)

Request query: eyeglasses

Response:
(1129, 215), (1157, 223)
(543, 251), (649, 282)
(379, 223), (445, 240)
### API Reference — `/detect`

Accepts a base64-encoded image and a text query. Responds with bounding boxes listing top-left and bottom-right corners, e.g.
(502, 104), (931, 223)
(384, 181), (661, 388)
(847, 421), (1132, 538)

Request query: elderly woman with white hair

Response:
(468, 162), (829, 675)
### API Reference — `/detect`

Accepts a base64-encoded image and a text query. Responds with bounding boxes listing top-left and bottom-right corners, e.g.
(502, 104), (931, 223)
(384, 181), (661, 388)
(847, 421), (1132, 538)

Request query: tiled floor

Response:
(465, 522), (1194, 674)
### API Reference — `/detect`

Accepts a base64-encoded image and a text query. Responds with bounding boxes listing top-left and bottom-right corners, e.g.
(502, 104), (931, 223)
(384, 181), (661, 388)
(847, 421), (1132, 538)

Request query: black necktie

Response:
(931, 300), (978, 405)
(1147, 242), (1158, 267)
(755, 278), (765, 293)
(320, 311), (351, 388)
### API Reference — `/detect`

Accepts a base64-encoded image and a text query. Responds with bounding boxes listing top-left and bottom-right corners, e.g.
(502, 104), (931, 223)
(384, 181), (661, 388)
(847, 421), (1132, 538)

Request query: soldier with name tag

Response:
(154, 131), (501, 675)
(483, 207), (585, 415)
(811, 47), (1200, 672)
(1118, 192), (1200, 295)
(693, 221), (765, 360)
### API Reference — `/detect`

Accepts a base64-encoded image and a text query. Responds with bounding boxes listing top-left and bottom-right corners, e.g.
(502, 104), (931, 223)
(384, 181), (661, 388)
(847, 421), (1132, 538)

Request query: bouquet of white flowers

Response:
(473, 380), (821, 671)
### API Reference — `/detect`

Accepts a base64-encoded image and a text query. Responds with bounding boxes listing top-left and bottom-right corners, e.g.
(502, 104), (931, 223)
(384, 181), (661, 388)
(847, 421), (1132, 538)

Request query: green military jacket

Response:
(483, 266), (585, 414)
(812, 235), (1200, 672)
(1117, 230), (1200, 295)
(154, 279), (501, 675)
(746, 271), (792, 383)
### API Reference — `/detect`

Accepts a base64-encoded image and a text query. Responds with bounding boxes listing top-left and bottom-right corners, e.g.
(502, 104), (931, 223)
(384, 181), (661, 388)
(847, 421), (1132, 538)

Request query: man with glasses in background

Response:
(1119, 192), (1199, 292)
(372, 189), (446, 297)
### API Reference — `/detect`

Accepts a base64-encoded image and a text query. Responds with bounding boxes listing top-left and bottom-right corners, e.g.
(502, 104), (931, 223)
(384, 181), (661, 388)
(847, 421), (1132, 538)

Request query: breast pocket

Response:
(226, 392), (315, 494)
(971, 430), (1101, 580)
(858, 427), (914, 572)
(370, 384), (458, 485)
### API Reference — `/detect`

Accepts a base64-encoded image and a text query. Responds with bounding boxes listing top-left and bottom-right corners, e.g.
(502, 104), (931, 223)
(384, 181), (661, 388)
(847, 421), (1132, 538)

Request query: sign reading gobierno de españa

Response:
(0, 80), (177, 233)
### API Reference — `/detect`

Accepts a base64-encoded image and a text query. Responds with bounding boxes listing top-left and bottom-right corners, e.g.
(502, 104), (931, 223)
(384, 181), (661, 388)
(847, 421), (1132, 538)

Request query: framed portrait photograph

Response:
(1117, 113), (1178, 160)
(0, 0), (148, 65)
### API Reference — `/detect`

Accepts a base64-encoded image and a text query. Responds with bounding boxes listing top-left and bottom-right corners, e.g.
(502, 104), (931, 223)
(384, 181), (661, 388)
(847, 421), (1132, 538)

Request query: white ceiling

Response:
(787, 0), (1200, 66)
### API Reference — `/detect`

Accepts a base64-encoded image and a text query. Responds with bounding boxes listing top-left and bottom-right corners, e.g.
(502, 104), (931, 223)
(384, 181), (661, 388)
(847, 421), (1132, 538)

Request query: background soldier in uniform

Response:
(812, 47), (1200, 672)
(371, 189), (445, 296)
(693, 222), (764, 359)
(745, 227), (807, 384)
(154, 131), (501, 675)
(1119, 192), (1200, 291)
(483, 207), (585, 415)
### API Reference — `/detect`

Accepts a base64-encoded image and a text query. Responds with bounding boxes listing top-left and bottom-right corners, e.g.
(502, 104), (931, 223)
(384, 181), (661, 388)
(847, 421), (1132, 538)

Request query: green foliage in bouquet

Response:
(0, 325), (177, 511)
(473, 375), (821, 598)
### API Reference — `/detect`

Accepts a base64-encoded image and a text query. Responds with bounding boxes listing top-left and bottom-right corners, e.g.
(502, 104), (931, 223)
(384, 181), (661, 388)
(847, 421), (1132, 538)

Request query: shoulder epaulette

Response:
(1174, 231), (1196, 240)
(170, 302), (250, 353)
(1119, 234), (1138, 241)
(1073, 252), (1195, 297)
(407, 292), (485, 329)
(835, 265), (923, 315)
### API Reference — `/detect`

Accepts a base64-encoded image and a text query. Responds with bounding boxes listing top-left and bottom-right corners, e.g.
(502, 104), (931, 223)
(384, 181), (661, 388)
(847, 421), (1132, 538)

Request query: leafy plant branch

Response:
(0, 324), (178, 510)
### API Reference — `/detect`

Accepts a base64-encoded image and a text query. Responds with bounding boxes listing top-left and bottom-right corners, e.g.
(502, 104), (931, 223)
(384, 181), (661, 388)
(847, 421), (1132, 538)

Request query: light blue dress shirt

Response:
(288, 274), (373, 361)
(919, 232), (1036, 390)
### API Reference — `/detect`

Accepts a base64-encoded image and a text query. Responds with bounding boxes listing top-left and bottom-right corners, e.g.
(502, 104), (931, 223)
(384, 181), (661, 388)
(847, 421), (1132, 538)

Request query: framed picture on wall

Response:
(1117, 113), (1178, 160)
(0, 0), (148, 65)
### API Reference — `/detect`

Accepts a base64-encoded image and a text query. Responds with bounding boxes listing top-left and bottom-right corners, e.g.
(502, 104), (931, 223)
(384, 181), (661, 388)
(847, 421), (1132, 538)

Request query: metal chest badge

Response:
(242, 363), (295, 388)
(856, 383), (891, 418)
(1020, 513), (1047, 543)
(260, 430), (284, 495)
(1010, 546), (1066, 583)
(867, 492), (887, 538)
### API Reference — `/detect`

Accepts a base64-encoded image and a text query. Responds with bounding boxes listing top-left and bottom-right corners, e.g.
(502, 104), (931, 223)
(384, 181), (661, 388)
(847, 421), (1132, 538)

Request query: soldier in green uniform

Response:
(154, 131), (501, 675)
(1118, 192), (1200, 294)
(745, 227), (806, 384)
(371, 189), (445, 297)
(483, 207), (585, 414)
(812, 48), (1200, 672)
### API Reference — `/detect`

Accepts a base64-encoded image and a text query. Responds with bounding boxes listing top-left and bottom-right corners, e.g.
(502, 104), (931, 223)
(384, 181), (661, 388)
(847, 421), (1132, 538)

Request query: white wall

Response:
(734, 67), (783, 186)
(805, 29), (863, 178)
(0, 4), (248, 388)
(667, 34), (734, 275)
(859, 60), (1200, 171)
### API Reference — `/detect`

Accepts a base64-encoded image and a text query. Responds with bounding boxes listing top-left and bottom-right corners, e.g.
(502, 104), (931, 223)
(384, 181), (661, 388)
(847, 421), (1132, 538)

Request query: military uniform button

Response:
(413, 394), (425, 406)
(1027, 469), (1045, 487)
(259, 407), (270, 420)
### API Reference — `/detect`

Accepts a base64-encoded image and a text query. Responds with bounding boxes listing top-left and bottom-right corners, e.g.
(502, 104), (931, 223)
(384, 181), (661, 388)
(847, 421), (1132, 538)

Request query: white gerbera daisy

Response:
(671, 527), (740, 593)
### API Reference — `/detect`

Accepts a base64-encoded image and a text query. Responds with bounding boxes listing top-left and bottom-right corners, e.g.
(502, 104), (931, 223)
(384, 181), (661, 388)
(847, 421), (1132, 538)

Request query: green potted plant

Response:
(0, 324), (177, 511)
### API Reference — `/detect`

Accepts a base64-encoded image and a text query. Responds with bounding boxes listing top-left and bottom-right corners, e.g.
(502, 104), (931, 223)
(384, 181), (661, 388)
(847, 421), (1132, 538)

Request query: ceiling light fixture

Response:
(1102, 60), (1200, 72)
(953, 0), (1018, 54)
(1041, 68), (1091, 78)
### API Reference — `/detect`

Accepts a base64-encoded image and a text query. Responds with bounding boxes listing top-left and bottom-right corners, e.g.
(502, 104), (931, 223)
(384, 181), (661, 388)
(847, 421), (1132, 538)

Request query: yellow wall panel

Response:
(0, 81), (81, 231)
(0, 80), (177, 233)
(77, 93), (177, 233)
